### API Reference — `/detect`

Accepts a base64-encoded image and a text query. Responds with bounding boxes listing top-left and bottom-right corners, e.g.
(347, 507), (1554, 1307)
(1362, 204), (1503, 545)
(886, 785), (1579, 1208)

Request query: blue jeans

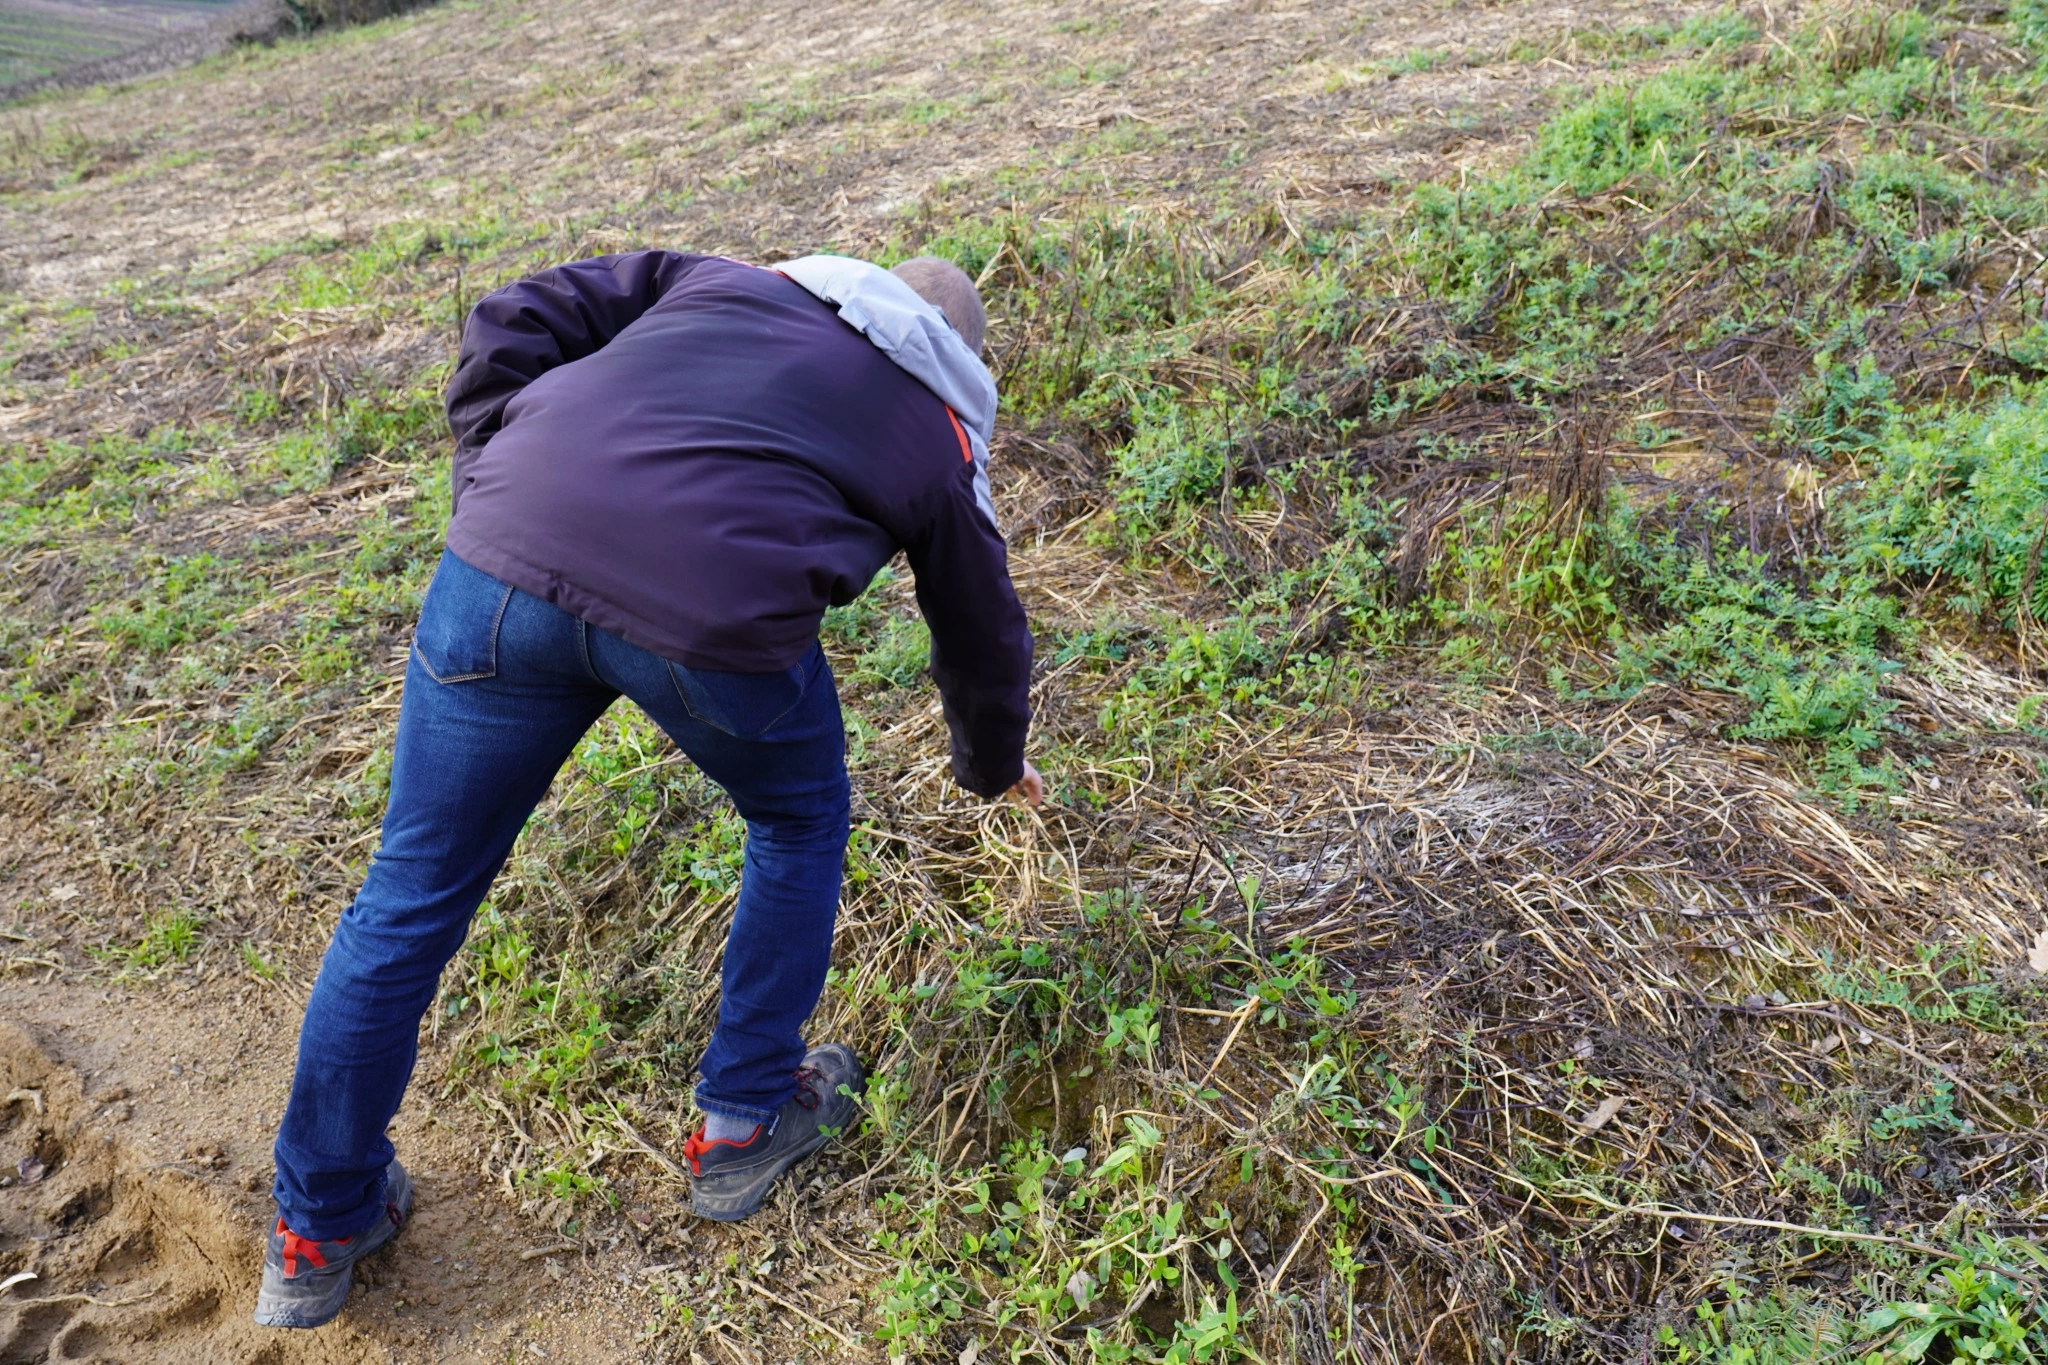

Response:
(272, 550), (850, 1239)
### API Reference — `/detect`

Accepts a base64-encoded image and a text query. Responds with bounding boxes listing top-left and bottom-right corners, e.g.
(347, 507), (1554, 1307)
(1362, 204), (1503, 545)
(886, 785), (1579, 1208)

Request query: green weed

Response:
(100, 908), (203, 974)
(94, 553), (239, 655)
(1842, 389), (2048, 629)
(239, 940), (280, 980)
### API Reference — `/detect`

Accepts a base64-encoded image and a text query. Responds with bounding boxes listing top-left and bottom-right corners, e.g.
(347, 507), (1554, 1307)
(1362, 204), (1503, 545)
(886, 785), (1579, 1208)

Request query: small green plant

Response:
(1092, 1114), (1165, 1179)
(852, 613), (930, 688)
(1841, 389), (2048, 629)
(1529, 65), (1727, 193)
(239, 940), (280, 980)
(655, 808), (747, 898)
(874, 1259), (968, 1345)
(1817, 945), (2023, 1033)
(94, 553), (238, 655)
(518, 1159), (608, 1206)
(1162, 1293), (1256, 1363)
(1102, 1001), (1160, 1065)
(1658, 1280), (1853, 1362)
(450, 909), (616, 1110)
(102, 909), (203, 973)
(1859, 1255), (2048, 1363)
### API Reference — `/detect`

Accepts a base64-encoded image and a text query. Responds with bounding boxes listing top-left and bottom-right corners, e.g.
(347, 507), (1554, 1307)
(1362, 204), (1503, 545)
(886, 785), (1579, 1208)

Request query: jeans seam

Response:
(575, 618), (599, 684)
(667, 662), (709, 726)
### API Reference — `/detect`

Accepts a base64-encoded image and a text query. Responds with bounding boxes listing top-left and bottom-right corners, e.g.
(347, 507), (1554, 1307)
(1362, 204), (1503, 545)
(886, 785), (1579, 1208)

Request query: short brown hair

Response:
(890, 256), (987, 356)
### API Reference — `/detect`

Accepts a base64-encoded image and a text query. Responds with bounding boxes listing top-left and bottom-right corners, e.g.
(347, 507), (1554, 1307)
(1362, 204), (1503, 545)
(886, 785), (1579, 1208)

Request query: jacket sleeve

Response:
(904, 463), (1034, 798)
(445, 251), (705, 512)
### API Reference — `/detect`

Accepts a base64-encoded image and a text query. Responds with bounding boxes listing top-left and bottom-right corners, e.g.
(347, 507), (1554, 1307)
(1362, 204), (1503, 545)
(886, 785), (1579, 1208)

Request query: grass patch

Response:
(98, 908), (204, 975)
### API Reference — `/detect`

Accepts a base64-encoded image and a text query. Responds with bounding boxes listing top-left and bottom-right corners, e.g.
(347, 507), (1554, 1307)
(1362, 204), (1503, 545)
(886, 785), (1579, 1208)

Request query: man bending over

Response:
(254, 250), (1038, 1329)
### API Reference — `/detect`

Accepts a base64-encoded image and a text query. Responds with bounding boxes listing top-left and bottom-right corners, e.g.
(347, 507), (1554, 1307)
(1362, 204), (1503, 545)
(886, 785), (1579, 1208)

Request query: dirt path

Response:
(0, 967), (652, 1362)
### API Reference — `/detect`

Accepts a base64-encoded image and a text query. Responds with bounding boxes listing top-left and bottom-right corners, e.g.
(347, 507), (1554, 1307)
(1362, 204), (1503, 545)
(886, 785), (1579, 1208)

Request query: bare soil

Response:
(1, 827), (649, 1363)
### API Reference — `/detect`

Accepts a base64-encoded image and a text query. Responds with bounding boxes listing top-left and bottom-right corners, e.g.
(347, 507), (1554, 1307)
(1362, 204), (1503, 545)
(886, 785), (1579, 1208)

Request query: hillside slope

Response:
(5, 0), (2048, 1361)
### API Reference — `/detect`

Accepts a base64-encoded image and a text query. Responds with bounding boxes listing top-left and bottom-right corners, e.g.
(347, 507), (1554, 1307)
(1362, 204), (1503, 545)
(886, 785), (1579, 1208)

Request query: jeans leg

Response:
(590, 635), (851, 1127)
(272, 554), (612, 1239)
(694, 792), (849, 1124)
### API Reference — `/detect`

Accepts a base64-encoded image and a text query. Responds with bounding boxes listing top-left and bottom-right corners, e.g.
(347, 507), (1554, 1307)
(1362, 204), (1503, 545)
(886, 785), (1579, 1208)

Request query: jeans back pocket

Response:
(668, 646), (817, 740)
(411, 551), (515, 684)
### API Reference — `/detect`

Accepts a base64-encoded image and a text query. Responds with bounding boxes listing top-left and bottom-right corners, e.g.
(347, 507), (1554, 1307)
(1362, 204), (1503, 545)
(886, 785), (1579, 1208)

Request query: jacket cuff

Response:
(953, 751), (1023, 800)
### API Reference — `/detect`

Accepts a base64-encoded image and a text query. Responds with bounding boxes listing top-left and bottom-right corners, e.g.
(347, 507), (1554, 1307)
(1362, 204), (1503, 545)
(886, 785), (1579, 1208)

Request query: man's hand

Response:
(1006, 761), (1044, 809)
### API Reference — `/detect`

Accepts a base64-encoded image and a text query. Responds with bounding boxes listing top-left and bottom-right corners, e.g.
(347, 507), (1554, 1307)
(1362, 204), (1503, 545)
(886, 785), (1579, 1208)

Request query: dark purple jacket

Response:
(443, 252), (1032, 797)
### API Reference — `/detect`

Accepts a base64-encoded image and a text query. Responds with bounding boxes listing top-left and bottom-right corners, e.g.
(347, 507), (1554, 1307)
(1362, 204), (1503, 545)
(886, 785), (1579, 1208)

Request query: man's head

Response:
(890, 256), (987, 357)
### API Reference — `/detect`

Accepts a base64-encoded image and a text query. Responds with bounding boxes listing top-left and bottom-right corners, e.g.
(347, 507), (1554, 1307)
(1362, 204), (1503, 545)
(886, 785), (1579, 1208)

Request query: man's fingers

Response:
(1007, 765), (1044, 808)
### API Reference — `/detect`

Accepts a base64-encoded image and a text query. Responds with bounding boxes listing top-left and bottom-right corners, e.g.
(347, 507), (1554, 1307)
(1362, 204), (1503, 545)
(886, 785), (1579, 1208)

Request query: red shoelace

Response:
(792, 1065), (828, 1110)
(275, 1218), (348, 1278)
(683, 1124), (763, 1176)
(684, 1065), (831, 1175)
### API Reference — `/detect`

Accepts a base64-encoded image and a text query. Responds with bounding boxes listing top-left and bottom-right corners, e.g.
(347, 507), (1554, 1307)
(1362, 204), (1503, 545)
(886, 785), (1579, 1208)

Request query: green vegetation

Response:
(1844, 391), (2048, 628)
(5, 0), (2048, 1359)
(97, 907), (204, 974)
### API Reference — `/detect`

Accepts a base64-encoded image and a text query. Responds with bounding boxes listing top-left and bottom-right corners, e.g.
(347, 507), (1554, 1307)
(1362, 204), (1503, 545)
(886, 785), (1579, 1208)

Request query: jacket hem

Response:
(444, 530), (813, 674)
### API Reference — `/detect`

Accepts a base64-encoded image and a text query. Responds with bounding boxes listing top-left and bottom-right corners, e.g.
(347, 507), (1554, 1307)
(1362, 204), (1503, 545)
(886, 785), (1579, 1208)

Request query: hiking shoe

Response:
(685, 1043), (864, 1222)
(252, 1161), (413, 1329)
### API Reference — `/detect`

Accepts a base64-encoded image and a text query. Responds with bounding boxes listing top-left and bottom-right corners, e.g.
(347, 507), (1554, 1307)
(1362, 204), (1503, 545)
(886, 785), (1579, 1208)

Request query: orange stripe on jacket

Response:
(947, 411), (973, 463)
